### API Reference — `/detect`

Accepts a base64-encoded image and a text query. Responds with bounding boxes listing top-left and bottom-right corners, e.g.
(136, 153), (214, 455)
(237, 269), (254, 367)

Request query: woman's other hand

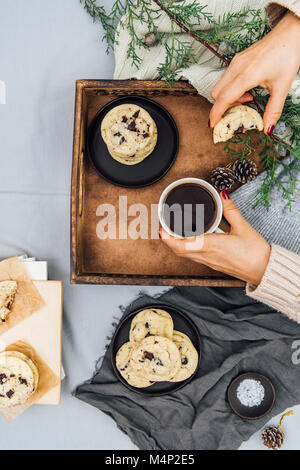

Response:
(209, 12), (300, 135)
(159, 190), (271, 286)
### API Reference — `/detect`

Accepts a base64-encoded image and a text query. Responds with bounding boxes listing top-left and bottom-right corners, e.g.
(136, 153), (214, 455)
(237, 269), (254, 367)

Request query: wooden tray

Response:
(71, 80), (245, 287)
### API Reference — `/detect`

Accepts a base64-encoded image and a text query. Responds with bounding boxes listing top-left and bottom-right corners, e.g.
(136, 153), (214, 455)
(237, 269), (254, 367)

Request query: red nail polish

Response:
(267, 125), (274, 136)
(208, 119), (211, 128)
(221, 189), (231, 200)
(158, 231), (161, 239)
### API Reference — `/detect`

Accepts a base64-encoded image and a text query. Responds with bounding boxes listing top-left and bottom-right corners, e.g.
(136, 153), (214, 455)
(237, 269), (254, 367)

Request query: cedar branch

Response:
(152, 0), (230, 66)
(152, 0), (266, 114)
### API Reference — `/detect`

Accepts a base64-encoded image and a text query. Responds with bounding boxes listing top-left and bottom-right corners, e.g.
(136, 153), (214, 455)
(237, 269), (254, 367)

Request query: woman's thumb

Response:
(220, 190), (247, 230)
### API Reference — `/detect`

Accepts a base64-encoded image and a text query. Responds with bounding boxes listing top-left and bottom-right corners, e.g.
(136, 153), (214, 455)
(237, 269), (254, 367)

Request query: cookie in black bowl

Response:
(87, 95), (179, 188)
(111, 304), (201, 396)
(227, 372), (276, 420)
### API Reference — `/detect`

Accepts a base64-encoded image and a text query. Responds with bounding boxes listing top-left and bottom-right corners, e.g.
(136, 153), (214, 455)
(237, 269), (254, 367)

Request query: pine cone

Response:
(232, 159), (258, 184)
(262, 426), (284, 450)
(143, 32), (159, 47)
(210, 167), (235, 191)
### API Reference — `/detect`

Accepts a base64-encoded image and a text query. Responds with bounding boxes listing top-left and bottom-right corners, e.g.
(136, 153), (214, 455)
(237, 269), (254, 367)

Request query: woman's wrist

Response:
(247, 242), (271, 287)
(282, 10), (300, 31)
(278, 11), (300, 59)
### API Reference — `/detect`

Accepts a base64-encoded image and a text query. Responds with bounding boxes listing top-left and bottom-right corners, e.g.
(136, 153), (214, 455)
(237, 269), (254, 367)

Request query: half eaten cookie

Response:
(213, 105), (263, 144)
(0, 281), (18, 323)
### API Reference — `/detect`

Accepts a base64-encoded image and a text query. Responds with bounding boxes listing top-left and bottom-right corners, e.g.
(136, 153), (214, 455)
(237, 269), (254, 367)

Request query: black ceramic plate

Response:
(87, 95), (179, 188)
(227, 372), (276, 420)
(111, 304), (201, 396)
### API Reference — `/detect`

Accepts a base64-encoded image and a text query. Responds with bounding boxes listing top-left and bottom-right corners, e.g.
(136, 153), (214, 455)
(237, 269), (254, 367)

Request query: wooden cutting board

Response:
(0, 281), (62, 405)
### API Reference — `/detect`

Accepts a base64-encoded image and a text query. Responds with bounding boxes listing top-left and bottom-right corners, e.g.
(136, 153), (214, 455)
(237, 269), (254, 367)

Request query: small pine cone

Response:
(210, 167), (235, 191)
(262, 426), (284, 450)
(217, 41), (234, 56)
(232, 159), (258, 184)
(143, 32), (159, 47)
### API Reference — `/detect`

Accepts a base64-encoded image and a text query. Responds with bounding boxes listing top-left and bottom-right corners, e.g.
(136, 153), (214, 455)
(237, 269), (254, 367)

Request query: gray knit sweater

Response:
(232, 156), (300, 255)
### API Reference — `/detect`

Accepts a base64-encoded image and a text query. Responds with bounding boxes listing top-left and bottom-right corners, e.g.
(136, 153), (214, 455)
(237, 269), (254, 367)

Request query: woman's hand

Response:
(159, 190), (271, 286)
(209, 11), (300, 135)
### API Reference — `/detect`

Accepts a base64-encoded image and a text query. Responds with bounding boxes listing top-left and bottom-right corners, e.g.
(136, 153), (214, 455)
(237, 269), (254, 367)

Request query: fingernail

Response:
(267, 125), (274, 136)
(221, 190), (231, 200)
(158, 231), (161, 239)
(208, 119), (211, 128)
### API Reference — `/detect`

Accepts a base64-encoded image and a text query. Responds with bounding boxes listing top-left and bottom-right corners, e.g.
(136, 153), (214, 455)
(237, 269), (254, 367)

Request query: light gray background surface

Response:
(0, 0), (299, 450)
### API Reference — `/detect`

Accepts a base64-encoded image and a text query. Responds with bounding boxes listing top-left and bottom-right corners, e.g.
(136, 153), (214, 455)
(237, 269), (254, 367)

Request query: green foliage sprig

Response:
(80, 0), (270, 81)
(254, 137), (300, 210)
(224, 131), (300, 209)
(81, 0), (300, 210)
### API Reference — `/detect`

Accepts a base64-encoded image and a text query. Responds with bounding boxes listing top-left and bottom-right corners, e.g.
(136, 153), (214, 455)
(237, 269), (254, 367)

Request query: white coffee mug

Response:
(158, 178), (224, 239)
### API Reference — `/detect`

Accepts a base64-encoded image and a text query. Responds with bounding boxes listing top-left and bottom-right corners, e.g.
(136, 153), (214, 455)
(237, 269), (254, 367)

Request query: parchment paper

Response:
(0, 340), (59, 422)
(0, 257), (45, 334)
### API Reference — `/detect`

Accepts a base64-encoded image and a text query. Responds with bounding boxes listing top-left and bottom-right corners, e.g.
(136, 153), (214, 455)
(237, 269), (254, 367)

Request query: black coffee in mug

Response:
(163, 183), (217, 237)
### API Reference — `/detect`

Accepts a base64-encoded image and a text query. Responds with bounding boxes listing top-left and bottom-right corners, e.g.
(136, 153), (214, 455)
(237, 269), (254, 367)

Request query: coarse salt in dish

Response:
(237, 379), (265, 408)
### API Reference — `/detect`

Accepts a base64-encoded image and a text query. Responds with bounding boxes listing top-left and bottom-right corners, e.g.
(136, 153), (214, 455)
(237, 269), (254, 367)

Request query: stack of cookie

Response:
(116, 308), (199, 388)
(0, 351), (39, 408)
(101, 104), (158, 165)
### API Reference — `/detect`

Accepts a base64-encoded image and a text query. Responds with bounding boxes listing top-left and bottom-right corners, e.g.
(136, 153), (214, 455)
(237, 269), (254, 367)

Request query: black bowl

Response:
(111, 304), (201, 396)
(227, 372), (276, 420)
(87, 95), (179, 188)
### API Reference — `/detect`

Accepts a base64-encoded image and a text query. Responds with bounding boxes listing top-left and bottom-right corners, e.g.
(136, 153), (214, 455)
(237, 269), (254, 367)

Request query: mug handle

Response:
(214, 227), (225, 234)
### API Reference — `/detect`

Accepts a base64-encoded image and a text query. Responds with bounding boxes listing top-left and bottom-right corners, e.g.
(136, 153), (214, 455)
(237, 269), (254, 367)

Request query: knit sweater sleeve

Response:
(246, 245), (300, 323)
(267, 1), (300, 27)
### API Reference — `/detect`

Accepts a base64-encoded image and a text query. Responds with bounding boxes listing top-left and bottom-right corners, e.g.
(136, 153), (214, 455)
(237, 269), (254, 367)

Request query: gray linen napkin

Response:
(75, 287), (300, 450)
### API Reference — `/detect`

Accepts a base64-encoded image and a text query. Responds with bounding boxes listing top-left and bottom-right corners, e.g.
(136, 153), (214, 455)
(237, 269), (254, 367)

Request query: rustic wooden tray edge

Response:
(71, 79), (245, 287)
(70, 273), (245, 287)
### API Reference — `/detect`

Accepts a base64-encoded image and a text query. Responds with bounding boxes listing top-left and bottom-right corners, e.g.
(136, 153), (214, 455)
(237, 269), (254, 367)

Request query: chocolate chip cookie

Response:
(101, 104), (157, 165)
(0, 351), (39, 408)
(116, 342), (154, 388)
(169, 331), (199, 382)
(0, 281), (17, 323)
(129, 308), (174, 344)
(130, 336), (181, 382)
(213, 105), (263, 144)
